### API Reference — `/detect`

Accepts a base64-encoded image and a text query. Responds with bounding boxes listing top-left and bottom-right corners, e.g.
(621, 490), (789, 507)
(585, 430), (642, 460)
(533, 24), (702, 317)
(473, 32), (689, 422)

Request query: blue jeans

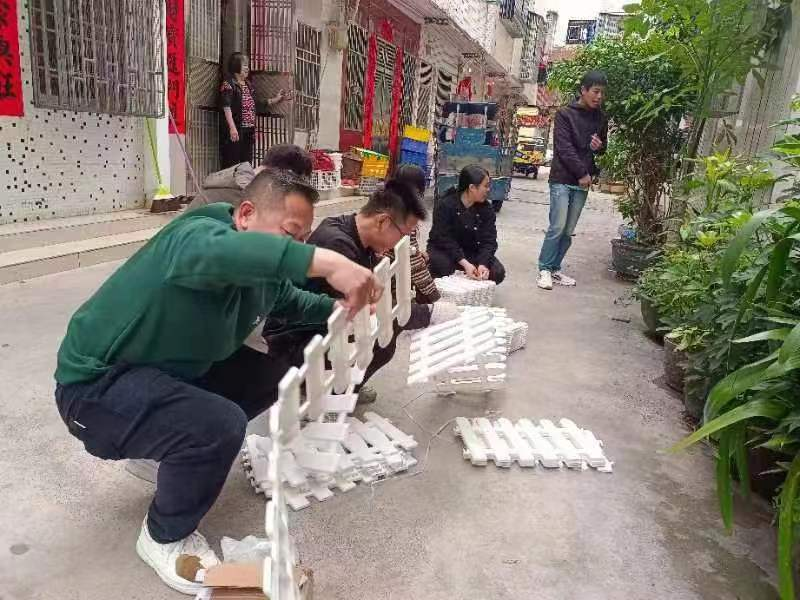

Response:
(538, 183), (588, 272)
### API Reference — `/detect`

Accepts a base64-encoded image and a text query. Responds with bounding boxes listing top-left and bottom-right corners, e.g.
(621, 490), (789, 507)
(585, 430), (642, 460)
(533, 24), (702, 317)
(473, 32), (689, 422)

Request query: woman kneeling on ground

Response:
(427, 165), (506, 284)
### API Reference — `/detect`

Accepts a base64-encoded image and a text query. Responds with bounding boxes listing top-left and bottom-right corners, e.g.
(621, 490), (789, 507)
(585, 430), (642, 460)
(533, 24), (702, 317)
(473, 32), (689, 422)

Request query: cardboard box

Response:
(200, 562), (314, 600)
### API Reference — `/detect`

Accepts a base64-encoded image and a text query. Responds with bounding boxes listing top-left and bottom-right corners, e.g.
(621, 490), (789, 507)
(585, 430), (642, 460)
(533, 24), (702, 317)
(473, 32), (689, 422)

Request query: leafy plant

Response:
(624, 0), (792, 160)
(598, 135), (631, 183)
(666, 325), (710, 353)
(673, 201), (800, 598)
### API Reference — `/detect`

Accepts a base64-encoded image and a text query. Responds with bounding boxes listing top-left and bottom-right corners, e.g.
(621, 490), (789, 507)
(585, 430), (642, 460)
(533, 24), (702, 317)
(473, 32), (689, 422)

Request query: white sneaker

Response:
(136, 517), (220, 595)
(552, 271), (577, 286)
(126, 459), (159, 484)
(429, 301), (460, 326)
(537, 270), (553, 290)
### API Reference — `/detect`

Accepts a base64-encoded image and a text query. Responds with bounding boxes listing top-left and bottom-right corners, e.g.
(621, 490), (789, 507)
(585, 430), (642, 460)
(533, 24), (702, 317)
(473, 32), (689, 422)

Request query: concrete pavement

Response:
(0, 177), (779, 599)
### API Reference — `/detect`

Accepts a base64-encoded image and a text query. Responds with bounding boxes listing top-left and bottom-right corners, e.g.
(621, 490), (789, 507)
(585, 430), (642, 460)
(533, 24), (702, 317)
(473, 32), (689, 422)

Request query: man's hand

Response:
(309, 248), (383, 319)
(229, 126), (240, 142)
(476, 265), (490, 280)
(590, 134), (603, 152)
(578, 174), (592, 189)
(459, 259), (479, 279)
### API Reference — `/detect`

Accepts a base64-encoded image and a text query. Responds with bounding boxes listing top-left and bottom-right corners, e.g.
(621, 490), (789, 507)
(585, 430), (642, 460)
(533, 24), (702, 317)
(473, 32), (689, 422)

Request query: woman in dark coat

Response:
(427, 165), (506, 284)
(220, 52), (290, 168)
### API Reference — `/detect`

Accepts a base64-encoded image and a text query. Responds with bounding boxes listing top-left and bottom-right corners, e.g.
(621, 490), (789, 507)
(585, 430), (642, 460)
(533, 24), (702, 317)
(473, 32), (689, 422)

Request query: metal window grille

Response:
(371, 38), (396, 155)
(28, 0), (164, 116)
(400, 52), (416, 132)
(254, 114), (289, 164)
(294, 23), (321, 132)
(189, 0), (221, 63)
(416, 60), (433, 129)
(250, 0), (292, 73)
(343, 23), (367, 132)
(186, 107), (219, 193)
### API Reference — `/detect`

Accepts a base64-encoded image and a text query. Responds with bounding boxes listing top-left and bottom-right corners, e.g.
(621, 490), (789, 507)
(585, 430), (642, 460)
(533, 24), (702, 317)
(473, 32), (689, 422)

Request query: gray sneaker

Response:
(126, 459), (159, 484)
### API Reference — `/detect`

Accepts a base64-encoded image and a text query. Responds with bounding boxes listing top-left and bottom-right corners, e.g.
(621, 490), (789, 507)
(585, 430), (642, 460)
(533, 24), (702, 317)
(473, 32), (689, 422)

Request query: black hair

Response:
(457, 165), (490, 194)
(580, 70), (608, 92)
(393, 164), (427, 196)
(261, 144), (314, 179)
(361, 179), (427, 221)
(227, 52), (247, 76)
(241, 167), (320, 208)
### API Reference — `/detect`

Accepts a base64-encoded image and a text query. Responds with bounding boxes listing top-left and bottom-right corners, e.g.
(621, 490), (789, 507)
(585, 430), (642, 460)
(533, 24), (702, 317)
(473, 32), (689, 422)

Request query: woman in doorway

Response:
(427, 165), (505, 284)
(220, 52), (291, 168)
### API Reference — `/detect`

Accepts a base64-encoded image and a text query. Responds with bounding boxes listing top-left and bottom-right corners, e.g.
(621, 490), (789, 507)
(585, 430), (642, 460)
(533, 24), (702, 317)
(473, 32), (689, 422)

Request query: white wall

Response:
(493, 20), (515, 69)
(0, 2), (145, 224)
(294, 0), (343, 150)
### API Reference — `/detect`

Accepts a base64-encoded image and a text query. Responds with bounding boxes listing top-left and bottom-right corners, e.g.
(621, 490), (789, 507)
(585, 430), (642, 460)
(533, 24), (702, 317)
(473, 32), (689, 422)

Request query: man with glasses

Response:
(265, 179), (433, 404)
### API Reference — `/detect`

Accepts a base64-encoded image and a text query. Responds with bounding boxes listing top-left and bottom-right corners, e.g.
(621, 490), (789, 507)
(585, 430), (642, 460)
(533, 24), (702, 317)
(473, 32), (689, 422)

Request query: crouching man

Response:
(53, 168), (381, 595)
(266, 179), (452, 403)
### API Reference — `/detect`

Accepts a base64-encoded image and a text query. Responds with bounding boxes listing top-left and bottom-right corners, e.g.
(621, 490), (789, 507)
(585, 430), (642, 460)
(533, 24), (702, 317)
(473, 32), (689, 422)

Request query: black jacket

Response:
(304, 214), (377, 298)
(427, 188), (498, 267)
(549, 101), (608, 186)
(263, 213), (374, 351)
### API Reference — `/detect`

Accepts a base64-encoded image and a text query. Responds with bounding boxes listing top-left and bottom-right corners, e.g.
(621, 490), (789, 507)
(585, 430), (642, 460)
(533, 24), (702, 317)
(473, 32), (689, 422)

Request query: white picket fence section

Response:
(454, 417), (614, 472)
(407, 306), (528, 392)
(260, 237), (413, 600)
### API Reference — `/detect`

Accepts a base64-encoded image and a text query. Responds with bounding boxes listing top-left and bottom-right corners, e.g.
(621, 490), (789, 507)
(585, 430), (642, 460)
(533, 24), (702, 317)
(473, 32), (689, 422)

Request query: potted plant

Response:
(663, 326), (708, 394)
(598, 135), (629, 194)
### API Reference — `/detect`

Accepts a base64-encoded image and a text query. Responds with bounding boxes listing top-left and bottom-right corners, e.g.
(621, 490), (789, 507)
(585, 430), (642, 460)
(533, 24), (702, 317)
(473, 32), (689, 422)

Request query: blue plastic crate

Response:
(400, 138), (429, 153)
(456, 127), (488, 146)
(400, 149), (428, 169)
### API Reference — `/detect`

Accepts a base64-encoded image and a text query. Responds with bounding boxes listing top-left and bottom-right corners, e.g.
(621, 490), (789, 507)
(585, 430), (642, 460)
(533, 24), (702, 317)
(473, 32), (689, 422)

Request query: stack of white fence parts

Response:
(407, 307), (529, 392)
(242, 412), (419, 511)
(434, 273), (496, 306)
(454, 417), (613, 472)
(407, 308), (506, 386)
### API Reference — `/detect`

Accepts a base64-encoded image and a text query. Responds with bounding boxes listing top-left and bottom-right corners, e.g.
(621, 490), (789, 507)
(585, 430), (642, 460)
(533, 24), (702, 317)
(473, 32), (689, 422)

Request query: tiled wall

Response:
(0, 1), (146, 225)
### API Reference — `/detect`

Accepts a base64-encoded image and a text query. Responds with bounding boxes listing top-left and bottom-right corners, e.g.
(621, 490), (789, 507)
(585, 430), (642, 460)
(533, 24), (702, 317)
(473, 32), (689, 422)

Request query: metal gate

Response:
(400, 52), (417, 134)
(416, 60), (434, 130)
(251, 0), (294, 161)
(185, 0), (221, 192)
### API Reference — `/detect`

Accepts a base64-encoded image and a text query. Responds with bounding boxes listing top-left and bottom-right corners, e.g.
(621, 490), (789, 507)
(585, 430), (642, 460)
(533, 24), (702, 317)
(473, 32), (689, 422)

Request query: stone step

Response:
(0, 194), (369, 285)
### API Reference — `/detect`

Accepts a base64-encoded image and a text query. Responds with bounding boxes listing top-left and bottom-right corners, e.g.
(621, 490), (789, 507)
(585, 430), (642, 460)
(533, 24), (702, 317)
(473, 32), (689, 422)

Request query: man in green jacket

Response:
(54, 168), (380, 595)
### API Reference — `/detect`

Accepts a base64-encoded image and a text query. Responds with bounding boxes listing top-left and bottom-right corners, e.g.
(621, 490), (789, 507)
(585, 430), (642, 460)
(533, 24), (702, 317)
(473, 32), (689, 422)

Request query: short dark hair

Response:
(457, 165), (490, 194)
(261, 144), (314, 179)
(241, 167), (319, 208)
(361, 179), (427, 221)
(580, 70), (608, 91)
(227, 52), (247, 76)
(393, 164), (427, 196)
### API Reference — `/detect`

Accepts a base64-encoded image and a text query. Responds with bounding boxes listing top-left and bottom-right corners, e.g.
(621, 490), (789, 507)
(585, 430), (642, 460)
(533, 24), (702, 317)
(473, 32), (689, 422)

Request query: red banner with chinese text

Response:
(166, 0), (185, 133)
(362, 35), (378, 149)
(0, 0), (24, 116)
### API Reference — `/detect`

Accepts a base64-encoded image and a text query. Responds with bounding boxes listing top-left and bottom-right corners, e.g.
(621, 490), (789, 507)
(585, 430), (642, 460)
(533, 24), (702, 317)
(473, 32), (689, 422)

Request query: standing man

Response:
(54, 169), (380, 595)
(537, 70), (607, 290)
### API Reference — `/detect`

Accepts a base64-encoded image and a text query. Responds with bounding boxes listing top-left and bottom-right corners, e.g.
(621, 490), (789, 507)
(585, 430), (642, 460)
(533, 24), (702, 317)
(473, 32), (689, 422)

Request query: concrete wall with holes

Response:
(0, 4), (146, 225)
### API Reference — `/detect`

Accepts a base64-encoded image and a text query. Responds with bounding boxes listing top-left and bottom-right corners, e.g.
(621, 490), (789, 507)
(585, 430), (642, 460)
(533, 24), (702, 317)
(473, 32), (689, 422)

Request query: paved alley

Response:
(0, 177), (780, 600)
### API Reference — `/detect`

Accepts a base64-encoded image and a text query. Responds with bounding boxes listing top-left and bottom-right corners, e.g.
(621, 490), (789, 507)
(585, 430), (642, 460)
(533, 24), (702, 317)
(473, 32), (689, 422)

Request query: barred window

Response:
(400, 52), (416, 133)
(28, 0), (164, 116)
(294, 23), (321, 132)
(343, 23), (367, 132)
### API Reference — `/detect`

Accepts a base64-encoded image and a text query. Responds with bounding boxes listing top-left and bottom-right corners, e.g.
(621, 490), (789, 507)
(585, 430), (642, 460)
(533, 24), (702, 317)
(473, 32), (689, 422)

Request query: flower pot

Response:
(609, 183), (627, 195)
(747, 446), (786, 501)
(663, 336), (687, 393)
(600, 182), (612, 193)
(640, 297), (664, 341)
(682, 378), (708, 423)
(611, 238), (659, 280)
